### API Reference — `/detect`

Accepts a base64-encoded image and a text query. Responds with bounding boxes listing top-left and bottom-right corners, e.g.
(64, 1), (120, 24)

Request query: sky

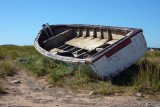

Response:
(0, 0), (160, 47)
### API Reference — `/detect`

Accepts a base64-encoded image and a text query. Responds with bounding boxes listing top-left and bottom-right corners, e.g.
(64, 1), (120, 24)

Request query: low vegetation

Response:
(0, 61), (16, 78)
(133, 52), (160, 93)
(0, 45), (160, 95)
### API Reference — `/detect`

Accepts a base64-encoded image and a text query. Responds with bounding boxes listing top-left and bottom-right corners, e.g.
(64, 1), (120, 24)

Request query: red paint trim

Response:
(105, 38), (131, 58)
(92, 38), (132, 63)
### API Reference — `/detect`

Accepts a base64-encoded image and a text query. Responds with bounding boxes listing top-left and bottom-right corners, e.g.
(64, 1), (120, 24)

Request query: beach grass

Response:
(0, 45), (160, 95)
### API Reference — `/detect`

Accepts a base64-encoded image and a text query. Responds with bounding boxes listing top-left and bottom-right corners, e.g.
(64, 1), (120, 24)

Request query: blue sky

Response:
(0, 0), (159, 47)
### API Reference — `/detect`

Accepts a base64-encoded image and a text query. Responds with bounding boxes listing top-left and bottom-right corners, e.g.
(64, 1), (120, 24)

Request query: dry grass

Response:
(0, 61), (16, 78)
(0, 45), (160, 95)
(133, 58), (160, 93)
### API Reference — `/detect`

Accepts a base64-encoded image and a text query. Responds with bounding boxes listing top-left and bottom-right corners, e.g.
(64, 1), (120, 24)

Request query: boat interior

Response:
(38, 25), (131, 59)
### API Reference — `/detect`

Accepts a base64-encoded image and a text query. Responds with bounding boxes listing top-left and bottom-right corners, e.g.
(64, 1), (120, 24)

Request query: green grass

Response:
(0, 45), (160, 95)
(48, 67), (124, 95)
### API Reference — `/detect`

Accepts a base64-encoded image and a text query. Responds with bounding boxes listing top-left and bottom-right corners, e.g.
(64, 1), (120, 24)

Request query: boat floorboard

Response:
(66, 37), (108, 51)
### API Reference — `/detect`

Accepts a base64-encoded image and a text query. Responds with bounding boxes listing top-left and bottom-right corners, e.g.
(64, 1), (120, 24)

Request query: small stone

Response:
(135, 93), (142, 97)
(89, 91), (94, 96)
(11, 80), (21, 84)
(135, 97), (142, 101)
(35, 87), (39, 90)
(146, 104), (155, 107)
(46, 85), (53, 89)
(115, 92), (121, 96)
(66, 95), (71, 99)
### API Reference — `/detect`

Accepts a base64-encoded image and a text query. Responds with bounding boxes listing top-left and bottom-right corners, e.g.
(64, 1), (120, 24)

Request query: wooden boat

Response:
(34, 24), (147, 78)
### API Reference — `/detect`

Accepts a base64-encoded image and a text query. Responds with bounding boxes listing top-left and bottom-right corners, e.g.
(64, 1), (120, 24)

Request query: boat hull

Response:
(34, 24), (147, 78)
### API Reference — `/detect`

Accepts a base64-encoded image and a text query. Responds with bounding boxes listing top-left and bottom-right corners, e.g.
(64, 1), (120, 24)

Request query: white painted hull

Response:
(34, 24), (147, 78)
(89, 32), (147, 78)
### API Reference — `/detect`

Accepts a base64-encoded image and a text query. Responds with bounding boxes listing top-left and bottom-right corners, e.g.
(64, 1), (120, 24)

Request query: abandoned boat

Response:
(34, 24), (147, 78)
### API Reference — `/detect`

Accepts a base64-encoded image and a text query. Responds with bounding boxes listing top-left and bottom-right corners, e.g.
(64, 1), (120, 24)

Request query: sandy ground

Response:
(0, 71), (160, 107)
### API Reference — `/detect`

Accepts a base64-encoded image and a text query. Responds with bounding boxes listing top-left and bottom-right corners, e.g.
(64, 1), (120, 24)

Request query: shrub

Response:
(133, 59), (160, 93)
(145, 51), (160, 57)
(0, 61), (16, 77)
(49, 63), (74, 83)
(0, 51), (5, 60)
